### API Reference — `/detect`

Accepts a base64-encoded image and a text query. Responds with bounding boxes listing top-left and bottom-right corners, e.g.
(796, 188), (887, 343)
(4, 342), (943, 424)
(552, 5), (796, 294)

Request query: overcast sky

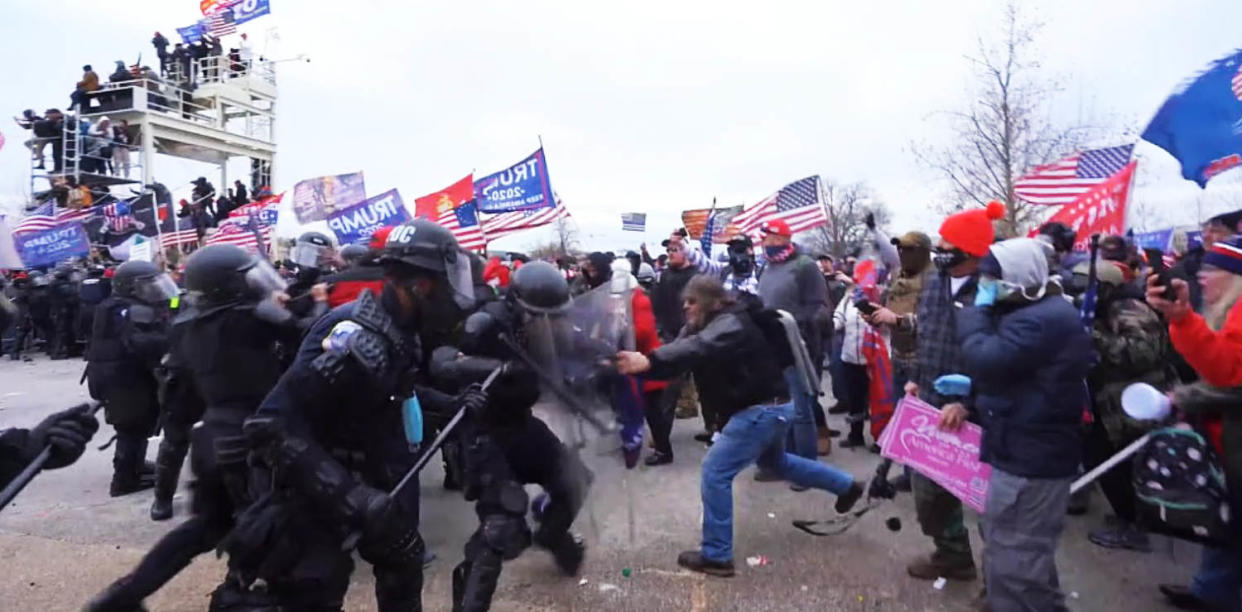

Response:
(2, 0), (1240, 252)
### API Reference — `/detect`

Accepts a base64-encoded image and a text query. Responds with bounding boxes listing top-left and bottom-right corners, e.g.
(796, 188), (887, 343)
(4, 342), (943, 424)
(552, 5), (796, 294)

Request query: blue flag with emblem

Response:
(1142, 49), (1242, 187)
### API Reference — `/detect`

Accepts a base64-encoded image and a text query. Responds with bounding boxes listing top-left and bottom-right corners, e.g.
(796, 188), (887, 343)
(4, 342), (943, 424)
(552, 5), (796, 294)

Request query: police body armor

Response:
(225, 290), (427, 612)
(86, 295), (167, 430)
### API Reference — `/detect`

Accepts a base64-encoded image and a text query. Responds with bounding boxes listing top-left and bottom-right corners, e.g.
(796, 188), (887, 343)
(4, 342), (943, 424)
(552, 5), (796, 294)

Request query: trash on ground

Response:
(578, 578), (589, 586)
(599, 583), (621, 593)
(933, 577), (947, 590)
(621, 567), (632, 578)
(745, 555), (770, 567)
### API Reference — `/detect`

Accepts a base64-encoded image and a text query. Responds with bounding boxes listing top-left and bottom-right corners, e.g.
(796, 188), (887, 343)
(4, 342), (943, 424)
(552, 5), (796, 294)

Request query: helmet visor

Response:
(444, 248), (475, 311)
(244, 259), (288, 296)
(291, 242), (329, 268)
(135, 273), (179, 304)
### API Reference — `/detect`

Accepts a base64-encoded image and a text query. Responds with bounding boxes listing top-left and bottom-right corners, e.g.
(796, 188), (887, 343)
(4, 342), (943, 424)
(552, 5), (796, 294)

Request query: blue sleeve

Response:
(684, 242), (727, 277)
(956, 306), (1045, 379)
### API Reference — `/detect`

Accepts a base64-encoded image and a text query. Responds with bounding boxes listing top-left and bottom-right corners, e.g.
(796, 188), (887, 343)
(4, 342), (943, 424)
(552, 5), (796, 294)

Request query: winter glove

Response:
(864, 212), (876, 230)
(933, 374), (972, 399)
(357, 489), (424, 567)
(458, 383), (490, 420)
(27, 405), (99, 470)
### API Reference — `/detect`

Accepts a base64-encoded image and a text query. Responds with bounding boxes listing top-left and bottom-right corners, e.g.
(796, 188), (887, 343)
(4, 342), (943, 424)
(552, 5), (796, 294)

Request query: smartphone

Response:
(854, 298), (878, 316)
(1143, 248), (1177, 301)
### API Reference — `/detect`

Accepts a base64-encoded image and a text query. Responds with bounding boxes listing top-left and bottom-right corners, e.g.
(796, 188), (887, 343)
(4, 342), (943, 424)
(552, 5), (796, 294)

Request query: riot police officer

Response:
(221, 219), (482, 611)
(48, 264), (82, 359)
(434, 260), (594, 612)
(86, 260), (176, 496)
(87, 244), (300, 610)
(77, 265), (112, 352)
(12, 270), (53, 359)
(281, 230), (337, 319)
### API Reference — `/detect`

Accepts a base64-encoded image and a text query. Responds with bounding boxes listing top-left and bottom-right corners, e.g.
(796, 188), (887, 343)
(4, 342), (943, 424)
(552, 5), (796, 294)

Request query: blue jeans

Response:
(783, 367), (818, 460)
(700, 402), (854, 562)
(1193, 546), (1242, 611)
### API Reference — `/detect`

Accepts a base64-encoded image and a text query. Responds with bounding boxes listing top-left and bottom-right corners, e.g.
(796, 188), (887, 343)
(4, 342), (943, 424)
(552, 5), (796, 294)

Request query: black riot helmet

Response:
(339, 243), (369, 269)
(113, 260), (178, 305)
(375, 219), (475, 309)
(290, 231), (337, 269)
(184, 244), (287, 305)
(510, 260), (572, 314)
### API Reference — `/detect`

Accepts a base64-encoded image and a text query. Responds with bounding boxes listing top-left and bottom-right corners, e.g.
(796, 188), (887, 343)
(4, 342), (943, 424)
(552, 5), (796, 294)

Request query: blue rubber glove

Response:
(401, 395), (424, 446)
(934, 374), (972, 398)
(974, 279), (998, 307)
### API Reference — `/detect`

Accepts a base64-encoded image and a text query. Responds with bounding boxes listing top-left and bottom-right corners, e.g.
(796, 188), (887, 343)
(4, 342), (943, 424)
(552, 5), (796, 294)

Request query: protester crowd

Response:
(3, 199), (1242, 610)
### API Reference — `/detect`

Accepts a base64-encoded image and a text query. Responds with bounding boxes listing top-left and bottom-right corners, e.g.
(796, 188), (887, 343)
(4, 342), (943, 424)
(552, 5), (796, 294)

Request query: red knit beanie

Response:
(939, 201), (1006, 257)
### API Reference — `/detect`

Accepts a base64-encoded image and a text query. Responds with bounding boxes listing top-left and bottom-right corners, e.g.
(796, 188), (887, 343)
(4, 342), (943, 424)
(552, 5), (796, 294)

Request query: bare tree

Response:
(526, 217), (580, 259)
(915, 2), (1096, 236)
(801, 179), (891, 258)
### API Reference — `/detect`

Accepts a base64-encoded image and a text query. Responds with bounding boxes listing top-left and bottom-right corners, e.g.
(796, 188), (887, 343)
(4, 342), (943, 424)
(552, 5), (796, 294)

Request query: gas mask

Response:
(933, 248), (969, 271)
(728, 248), (753, 276)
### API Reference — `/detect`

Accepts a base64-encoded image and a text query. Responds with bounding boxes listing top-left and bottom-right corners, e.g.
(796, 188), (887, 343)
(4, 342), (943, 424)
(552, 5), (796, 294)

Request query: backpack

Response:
(1133, 427), (1233, 546)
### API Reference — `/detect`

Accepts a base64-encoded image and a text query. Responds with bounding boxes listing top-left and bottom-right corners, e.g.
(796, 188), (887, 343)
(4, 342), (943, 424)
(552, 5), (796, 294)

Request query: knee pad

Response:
(480, 514), (531, 561)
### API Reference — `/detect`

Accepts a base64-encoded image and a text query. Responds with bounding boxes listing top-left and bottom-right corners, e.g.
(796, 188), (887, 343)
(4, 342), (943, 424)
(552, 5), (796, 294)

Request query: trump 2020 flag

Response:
(621, 213), (646, 232)
(1142, 49), (1242, 187)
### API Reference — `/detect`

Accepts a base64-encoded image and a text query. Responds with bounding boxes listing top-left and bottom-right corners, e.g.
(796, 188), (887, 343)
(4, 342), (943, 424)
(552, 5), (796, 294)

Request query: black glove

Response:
(458, 383), (489, 419)
(357, 489), (423, 566)
(864, 212), (876, 230)
(27, 405), (99, 470)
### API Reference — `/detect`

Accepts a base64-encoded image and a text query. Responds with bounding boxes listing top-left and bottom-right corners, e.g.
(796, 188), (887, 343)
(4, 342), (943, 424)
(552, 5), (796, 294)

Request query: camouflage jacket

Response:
(1088, 296), (1176, 446)
(882, 265), (931, 363)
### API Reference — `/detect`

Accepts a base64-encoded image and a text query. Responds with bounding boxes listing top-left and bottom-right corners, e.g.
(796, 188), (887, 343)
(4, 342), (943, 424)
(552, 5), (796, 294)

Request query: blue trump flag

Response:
(232, 0), (271, 25)
(474, 149), (555, 214)
(1142, 49), (1242, 187)
(326, 189), (410, 245)
(16, 222), (90, 268)
(177, 21), (207, 43)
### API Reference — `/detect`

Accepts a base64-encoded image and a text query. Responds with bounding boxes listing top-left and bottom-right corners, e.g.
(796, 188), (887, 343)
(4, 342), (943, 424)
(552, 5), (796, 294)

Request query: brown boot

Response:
(906, 554), (977, 581)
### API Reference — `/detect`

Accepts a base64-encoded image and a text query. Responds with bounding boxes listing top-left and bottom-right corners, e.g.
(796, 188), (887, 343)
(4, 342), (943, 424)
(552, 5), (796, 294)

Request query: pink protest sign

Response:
(880, 395), (991, 513)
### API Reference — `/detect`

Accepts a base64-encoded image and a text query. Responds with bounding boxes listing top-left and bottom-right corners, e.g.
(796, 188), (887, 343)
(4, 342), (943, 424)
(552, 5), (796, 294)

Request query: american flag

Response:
(1013, 144), (1136, 206)
(101, 200), (133, 233)
(481, 199), (570, 242)
(14, 202), (98, 235)
(205, 219), (271, 252)
(437, 201), (487, 251)
(159, 217), (201, 249)
(1233, 62), (1242, 101)
(208, 9), (237, 37)
(732, 176), (827, 237)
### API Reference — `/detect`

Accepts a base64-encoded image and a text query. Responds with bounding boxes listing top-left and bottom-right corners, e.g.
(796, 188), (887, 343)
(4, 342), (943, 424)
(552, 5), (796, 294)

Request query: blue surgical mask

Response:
(975, 277), (999, 307)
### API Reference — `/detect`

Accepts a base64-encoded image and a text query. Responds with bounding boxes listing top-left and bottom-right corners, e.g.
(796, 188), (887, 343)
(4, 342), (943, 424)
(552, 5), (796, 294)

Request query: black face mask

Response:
(933, 248), (969, 271)
(728, 251), (753, 276)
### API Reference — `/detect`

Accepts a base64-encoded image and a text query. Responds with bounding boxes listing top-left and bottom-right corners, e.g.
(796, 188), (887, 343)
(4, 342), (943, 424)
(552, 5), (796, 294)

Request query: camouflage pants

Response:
(675, 375), (700, 419)
(912, 471), (975, 566)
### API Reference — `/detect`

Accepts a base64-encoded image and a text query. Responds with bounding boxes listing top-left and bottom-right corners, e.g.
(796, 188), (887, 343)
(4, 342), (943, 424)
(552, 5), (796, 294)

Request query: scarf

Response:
(766, 243), (796, 263)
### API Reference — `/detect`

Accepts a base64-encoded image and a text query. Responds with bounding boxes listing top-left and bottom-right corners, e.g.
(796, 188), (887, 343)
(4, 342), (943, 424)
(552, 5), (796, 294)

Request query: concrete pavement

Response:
(0, 354), (1201, 611)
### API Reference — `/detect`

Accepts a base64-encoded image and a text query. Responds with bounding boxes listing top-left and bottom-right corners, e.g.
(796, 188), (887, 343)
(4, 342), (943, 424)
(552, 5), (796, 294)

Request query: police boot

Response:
(539, 531), (586, 577)
(149, 440), (186, 521)
(110, 435), (155, 497)
(82, 576), (149, 612)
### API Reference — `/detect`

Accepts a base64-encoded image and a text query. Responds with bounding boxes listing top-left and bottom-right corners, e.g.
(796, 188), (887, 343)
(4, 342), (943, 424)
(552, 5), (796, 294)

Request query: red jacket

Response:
(1168, 300), (1242, 452)
(324, 266), (386, 309)
(632, 288), (667, 392)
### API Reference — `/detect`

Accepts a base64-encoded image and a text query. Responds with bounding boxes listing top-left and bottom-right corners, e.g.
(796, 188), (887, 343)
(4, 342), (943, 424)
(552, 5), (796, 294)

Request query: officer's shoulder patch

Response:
(322, 320), (363, 353)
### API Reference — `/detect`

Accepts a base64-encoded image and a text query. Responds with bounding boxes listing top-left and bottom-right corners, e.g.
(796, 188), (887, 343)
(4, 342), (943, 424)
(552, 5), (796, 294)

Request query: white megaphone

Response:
(1120, 383), (1172, 421)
